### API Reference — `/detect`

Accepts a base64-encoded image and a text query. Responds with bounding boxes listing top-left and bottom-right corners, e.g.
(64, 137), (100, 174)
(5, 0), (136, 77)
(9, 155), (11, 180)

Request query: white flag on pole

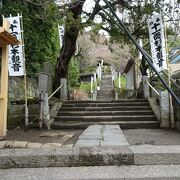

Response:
(58, 25), (64, 49)
(148, 13), (167, 72)
(7, 16), (24, 76)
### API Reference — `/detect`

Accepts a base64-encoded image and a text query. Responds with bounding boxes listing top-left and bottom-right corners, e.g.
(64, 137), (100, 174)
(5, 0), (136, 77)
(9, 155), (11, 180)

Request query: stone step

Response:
(54, 115), (157, 122)
(2, 145), (180, 169)
(97, 92), (113, 94)
(60, 106), (152, 111)
(65, 99), (148, 103)
(52, 120), (160, 129)
(62, 102), (150, 107)
(58, 110), (154, 116)
(4, 165), (179, 179)
(98, 91), (112, 93)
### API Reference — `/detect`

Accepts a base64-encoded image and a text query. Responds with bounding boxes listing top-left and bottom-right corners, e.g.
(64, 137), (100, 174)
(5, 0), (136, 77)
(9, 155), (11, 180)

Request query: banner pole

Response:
(19, 13), (29, 129)
(163, 13), (174, 128)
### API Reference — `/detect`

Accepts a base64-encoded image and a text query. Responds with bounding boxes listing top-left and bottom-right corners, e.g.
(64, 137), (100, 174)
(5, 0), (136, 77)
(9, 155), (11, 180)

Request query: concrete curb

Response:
(0, 146), (133, 169)
(1, 145), (180, 169)
(129, 145), (180, 165)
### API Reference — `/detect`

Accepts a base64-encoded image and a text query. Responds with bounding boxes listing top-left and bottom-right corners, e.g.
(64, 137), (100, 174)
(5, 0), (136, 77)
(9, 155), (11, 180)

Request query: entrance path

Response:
(75, 125), (129, 147)
(97, 73), (114, 100)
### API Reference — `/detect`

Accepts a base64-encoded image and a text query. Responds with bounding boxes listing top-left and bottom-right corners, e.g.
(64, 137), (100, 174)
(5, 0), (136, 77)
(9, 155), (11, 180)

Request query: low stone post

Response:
(39, 92), (50, 130)
(142, 76), (150, 99)
(60, 78), (67, 100)
(160, 90), (170, 128)
(91, 76), (93, 100)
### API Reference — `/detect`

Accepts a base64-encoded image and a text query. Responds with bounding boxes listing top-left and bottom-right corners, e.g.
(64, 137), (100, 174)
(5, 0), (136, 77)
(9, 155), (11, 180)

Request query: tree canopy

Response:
(0, 0), (60, 77)
(0, 0), (179, 81)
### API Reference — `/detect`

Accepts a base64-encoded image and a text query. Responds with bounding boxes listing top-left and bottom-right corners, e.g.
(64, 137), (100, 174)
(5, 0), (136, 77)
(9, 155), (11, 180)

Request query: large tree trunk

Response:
(55, 1), (86, 89)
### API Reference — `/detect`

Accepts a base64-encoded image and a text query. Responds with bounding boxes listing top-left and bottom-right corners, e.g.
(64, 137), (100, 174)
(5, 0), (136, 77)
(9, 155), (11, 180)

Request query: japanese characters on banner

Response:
(58, 25), (64, 48)
(148, 13), (167, 72)
(7, 16), (24, 76)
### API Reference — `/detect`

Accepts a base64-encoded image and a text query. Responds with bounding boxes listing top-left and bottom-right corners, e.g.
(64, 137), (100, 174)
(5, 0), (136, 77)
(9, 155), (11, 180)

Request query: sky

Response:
(83, 0), (109, 35)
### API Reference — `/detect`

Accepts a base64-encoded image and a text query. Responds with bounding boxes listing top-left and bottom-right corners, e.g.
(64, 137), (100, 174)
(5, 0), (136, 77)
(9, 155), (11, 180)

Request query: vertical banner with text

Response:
(148, 14), (167, 72)
(58, 25), (64, 49)
(7, 16), (24, 76)
(148, 13), (167, 72)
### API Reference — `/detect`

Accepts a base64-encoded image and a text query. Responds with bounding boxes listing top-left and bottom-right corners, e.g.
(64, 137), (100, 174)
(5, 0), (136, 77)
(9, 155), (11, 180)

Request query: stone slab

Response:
(75, 125), (129, 147)
(1, 144), (180, 169)
(5, 141), (14, 148)
(0, 146), (133, 169)
(0, 141), (7, 148)
(75, 140), (100, 147)
(129, 145), (180, 165)
(79, 146), (134, 166)
(12, 141), (28, 148)
(100, 141), (129, 146)
(1, 165), (180, 180)
(0, 147), (79, 169)
(27, 143), (43, 148)
(41, 143), (62, 148)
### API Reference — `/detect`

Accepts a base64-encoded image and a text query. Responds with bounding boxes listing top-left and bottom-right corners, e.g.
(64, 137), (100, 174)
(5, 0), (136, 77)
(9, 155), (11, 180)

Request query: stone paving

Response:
(75, 125), (129, 147)
(2, 165), (180, 180)
(0, 133), (75, 149)
(0, 140), (74, 149)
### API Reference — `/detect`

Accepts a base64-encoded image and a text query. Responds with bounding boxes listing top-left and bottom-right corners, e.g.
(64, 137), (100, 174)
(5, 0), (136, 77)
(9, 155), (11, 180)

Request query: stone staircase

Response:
(52, 73), (159, 129)
(97, 73), (114, 100)
(52, 99), (159, 129)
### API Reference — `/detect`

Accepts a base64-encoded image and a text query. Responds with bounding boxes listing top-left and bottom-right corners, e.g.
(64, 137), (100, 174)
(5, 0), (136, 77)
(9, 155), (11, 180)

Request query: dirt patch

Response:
(123, 129), (180, 145)
(5, 129), (83, 145)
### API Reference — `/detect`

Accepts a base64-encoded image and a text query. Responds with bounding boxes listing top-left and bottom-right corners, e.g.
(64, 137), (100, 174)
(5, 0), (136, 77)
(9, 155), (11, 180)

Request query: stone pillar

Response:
(142, 76), (150, 99)
(38, 72), (49, 93)
(60, 78), (67, 100)
(160, 91), (170, 128)
(39, 92), (50, 130)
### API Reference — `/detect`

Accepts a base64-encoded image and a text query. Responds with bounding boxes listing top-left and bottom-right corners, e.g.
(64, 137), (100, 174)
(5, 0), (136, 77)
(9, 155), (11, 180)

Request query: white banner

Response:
(148, 13), (167, 72)
(58, 25), (64, 49)
(7, 16), (24, 76)
(75, 42), (78, 56)
(138, 38), (143, 60)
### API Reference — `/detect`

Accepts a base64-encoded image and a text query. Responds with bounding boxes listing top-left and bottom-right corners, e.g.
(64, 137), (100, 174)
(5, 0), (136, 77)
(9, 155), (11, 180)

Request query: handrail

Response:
(146, 80), (159, 96)
(162, 71), (180, 89)
(100, 0), (180, 106)
(48, 84), (63, 100)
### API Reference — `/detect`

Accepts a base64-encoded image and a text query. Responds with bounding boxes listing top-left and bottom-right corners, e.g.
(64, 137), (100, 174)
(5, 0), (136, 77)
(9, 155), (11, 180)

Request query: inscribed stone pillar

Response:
(60, 78), (67, 100)
(142, 76), (150, 99)
(160, 91), (170, 128)
(38, 73), (49, 93)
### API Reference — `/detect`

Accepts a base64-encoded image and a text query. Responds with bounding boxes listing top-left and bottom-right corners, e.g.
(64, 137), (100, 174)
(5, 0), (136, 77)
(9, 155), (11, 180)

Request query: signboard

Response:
(148, 13), (167, 72)
(7, 16), (24, 76)
(58, 25), (64, 48)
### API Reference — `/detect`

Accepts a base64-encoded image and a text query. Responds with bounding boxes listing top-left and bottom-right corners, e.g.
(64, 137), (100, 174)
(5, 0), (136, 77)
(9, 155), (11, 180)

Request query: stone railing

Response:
(143, 76), (176, 129)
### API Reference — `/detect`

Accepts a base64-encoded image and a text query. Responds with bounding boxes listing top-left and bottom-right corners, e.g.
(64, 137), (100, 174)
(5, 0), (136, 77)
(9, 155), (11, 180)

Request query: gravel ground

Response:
(123, 129), (180, 145)
(5, 129), (83, 144)
(4, 128), (180, 146)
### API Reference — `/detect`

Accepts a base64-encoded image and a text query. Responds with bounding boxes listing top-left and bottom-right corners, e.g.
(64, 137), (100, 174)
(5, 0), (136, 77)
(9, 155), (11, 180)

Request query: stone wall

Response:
(8, 77), (38, 101)
(8, 77), (39, 128)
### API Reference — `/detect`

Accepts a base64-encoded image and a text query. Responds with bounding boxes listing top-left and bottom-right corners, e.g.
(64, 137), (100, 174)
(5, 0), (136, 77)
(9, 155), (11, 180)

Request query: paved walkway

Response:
(1, 165), (180, 180)
(75, 125), (129, 147)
